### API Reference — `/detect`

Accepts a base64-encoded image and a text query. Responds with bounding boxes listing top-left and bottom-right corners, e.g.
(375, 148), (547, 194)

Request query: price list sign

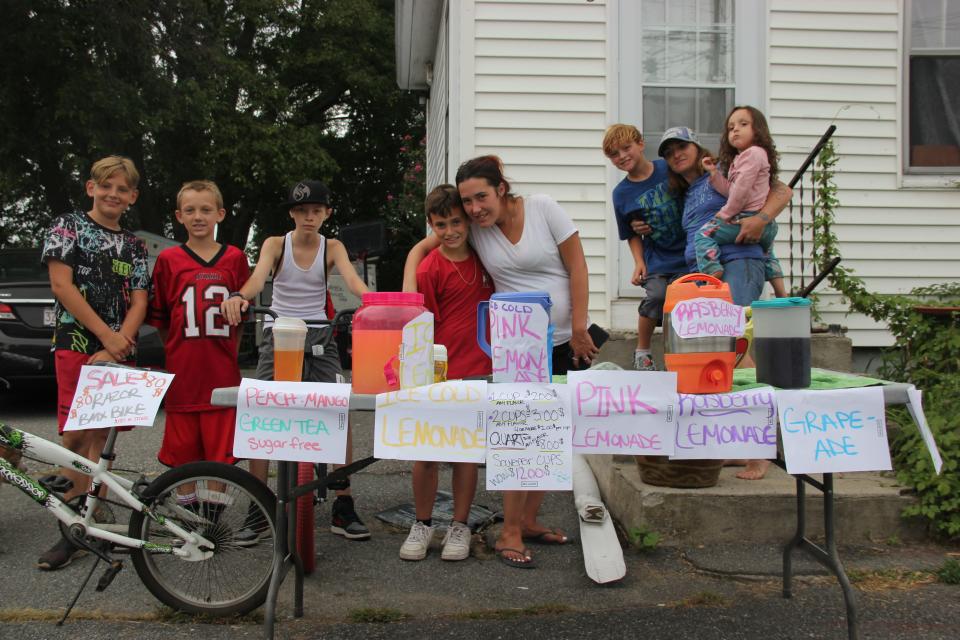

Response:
(485, 383), (573, 491)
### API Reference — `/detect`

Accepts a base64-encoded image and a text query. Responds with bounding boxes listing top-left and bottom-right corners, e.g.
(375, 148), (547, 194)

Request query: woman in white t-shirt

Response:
(403, 155), (599, 568)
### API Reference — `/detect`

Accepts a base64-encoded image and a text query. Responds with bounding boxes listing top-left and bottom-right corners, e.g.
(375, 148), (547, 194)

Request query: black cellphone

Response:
(587, 323), (610, 350)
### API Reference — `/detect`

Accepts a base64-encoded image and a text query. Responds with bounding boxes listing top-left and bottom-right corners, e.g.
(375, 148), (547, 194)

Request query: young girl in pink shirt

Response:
(699, 106), (786, 298)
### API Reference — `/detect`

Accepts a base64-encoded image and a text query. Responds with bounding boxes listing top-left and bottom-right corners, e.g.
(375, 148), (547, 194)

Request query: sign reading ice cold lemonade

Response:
(374, 380), (487, 463)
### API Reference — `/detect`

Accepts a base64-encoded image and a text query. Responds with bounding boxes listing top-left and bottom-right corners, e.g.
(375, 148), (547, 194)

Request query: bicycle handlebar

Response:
(250, 307), (356, 351)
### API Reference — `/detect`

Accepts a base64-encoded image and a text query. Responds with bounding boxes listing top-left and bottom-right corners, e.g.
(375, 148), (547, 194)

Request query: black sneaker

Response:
(330, 496), (370, 540)
(235, 503), (270, 547)
(37, 536), (86, 571)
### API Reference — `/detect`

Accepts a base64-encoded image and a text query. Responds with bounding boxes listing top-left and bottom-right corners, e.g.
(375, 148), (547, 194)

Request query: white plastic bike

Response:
(0, 353), (277, 621)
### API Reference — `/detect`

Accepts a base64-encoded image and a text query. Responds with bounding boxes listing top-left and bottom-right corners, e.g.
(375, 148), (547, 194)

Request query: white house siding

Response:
(466, 0), (612, 325)
(426, 5), (449, 190)
(768, 0), (960, 347)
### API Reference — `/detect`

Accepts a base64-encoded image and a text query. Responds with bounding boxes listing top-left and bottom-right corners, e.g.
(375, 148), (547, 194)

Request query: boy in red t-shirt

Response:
(147, 181), (250, 470)
(400, 185), (493, 562)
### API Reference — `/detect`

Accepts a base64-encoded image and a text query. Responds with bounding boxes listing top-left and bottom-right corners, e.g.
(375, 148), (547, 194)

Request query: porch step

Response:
(586, 455), (926, 545)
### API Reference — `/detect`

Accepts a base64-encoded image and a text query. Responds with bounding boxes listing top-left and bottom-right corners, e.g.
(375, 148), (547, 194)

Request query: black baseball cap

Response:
(283, 180), (331, 208)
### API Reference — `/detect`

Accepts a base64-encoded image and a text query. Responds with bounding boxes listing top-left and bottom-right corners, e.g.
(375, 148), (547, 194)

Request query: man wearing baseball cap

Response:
(222, 180), (372, 541)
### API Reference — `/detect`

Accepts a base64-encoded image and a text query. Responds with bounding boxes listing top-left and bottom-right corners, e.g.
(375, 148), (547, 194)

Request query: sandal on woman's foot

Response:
(497, 547), (535, 569)
(522, 527), (569, 545)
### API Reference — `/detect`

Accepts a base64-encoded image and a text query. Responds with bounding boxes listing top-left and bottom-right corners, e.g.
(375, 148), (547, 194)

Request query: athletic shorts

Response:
(158, 408), (238, 467)
(55, 350), (134, 436)
(256, 326), (342, 383)
(637, 272), (684, 322)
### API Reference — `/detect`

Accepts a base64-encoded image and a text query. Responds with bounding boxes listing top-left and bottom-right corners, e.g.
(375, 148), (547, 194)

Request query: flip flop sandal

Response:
(497, 547), (536, 569)
(522, 528), (570, 545)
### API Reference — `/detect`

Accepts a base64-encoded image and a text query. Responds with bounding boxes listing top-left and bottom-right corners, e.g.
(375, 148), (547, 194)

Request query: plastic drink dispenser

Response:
(351, 292), (428, 394)
(271, 317), (308, 382)
(476, 291), (554, 380)
(663, 274), (736, 393)
(752, 297), (812, 388)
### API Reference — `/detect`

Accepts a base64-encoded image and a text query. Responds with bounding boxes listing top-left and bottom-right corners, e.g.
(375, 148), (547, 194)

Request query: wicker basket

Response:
(635, 456), (723, 488)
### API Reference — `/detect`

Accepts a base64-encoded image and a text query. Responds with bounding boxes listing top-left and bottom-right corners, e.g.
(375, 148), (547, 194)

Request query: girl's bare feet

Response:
(736, 459), (770, 480)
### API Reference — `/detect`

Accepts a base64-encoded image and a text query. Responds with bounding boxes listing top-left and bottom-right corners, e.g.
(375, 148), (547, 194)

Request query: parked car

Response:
(0, 248), (164, 389)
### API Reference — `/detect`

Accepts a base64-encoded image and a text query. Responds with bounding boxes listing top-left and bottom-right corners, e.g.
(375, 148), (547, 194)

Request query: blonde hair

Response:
(90, 156), (140, 188)
(602, 124), (643, 156)
(177, 180), (224, 209)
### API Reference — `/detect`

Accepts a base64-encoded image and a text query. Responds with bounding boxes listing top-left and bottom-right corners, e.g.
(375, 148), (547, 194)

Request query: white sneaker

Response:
(633, 351), (656, 371)
(440, 521), (471, 561)
(399, 521), (434, 561)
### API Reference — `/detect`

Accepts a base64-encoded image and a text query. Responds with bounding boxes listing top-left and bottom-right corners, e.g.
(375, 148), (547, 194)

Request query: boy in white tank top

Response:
(221, 180), (370, 540)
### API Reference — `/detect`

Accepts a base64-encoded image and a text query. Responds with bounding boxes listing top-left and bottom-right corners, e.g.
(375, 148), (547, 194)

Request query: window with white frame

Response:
(906, 0), (960, 172)
(640, 0), (735, 156)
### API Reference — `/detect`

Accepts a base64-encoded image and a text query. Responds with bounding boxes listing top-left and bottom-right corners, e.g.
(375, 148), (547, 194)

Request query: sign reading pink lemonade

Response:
(568, 370), (677, 455)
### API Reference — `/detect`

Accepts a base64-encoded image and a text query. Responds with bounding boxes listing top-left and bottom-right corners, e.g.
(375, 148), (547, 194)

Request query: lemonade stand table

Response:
(211, 386), (377, 640)
(731, 368), (914, 640)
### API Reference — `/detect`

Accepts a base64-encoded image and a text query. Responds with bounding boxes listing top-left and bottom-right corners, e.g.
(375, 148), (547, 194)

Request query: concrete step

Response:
(586, 454), (926, 545)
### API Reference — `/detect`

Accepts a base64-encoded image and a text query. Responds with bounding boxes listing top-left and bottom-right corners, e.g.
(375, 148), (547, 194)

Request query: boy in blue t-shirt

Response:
(602, 124), (686, 371)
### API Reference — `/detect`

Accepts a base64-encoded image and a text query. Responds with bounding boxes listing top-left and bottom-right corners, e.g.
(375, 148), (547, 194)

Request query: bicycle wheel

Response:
(128, 462), (276, 616)
(295, 462), (316, 575)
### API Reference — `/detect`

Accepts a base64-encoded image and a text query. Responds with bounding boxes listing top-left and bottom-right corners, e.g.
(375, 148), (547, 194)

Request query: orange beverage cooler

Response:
(662, 273), (736, 394)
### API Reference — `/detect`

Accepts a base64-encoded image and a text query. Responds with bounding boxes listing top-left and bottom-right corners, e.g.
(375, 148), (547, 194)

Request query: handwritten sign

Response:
(568, 370), (678, 455)
(63, 366), (174, 431)
(906, 385), (943, 475)
(232, 378), (351, 463)
(399, 311), (434, 388)
(486, 384), (572, 491)
(670, 297), (745, 338)
(490, 299), (550, 383)
(671, 387), (777, 460)
(778, 387), (891, 474)
(374, 380), (487, 463)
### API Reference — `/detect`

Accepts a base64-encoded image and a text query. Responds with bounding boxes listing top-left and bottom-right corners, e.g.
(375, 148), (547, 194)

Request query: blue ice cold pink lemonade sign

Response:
(568, 370), (678, 455)
(489, 299), (550, 383)
(486, 384), (573, 491)
(233, 378), (351, 464)
(671, 387), (778, 460)
(777, 387), (891, 474)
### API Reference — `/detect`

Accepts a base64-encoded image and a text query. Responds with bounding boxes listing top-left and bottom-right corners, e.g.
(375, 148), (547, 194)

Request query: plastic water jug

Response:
(351, 292), (428, 394)
(477, 291), (554, 381)
(752, 297), (811, 388)
(663, 274), (737, 393)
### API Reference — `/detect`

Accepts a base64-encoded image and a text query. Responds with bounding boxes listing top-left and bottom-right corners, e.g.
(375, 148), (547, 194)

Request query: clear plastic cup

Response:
(271, 317), (308, 382)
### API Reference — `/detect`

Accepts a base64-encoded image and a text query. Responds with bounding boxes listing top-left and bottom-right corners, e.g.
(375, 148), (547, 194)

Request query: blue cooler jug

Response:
(477, 291), (554, 380)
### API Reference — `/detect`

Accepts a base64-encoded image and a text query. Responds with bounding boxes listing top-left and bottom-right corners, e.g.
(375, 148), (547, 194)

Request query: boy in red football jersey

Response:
(147, 181), (250, 473)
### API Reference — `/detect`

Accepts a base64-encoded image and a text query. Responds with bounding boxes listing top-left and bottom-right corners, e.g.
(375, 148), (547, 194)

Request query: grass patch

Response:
(847, 568), (936, 592)
(936, 559), (960, 585)
(676, 591), (729, 608)
(348, 608), (410, 624)
(458, 604), (572, 621)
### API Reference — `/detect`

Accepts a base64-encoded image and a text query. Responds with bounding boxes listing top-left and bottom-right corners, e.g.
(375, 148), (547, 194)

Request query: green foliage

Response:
(627, 524), (661, 551)
(936, 559), (960, 585)
(0, 0), (423, 273)
(811, 140), (960, 540)
(348, 608), (410, 624)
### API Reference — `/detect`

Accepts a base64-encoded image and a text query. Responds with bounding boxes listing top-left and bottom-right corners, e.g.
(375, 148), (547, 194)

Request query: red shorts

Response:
(55, 350), (135, 436)
(159, 409), (238, 467)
